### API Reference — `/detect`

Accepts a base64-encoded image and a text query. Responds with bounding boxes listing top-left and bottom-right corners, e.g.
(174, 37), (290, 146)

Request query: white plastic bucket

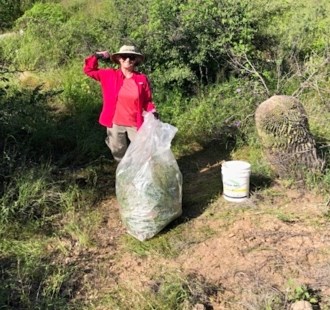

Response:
(221, 160), (251, 202)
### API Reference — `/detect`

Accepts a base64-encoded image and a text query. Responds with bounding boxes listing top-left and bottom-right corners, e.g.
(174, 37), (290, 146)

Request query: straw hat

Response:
(111, 45), (144, 65)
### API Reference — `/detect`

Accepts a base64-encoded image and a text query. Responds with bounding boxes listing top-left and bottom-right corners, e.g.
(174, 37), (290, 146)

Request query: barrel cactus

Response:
(255, 95), (325, 178)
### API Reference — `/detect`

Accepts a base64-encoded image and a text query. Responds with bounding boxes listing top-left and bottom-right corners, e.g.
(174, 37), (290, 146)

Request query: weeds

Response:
(0, 165), (62, 224)
(287, 281), (320, 305)
(0, 238), (71, 309)
(61, 209), (103, 247)
(93, 272), (219, 310)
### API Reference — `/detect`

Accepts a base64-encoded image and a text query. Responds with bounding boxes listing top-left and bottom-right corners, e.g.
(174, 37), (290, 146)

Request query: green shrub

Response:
(0, 0), (37, 30)
(2, 2), (118, 70)
(131, 0), (258, 96)
(173, 79), (263, 147)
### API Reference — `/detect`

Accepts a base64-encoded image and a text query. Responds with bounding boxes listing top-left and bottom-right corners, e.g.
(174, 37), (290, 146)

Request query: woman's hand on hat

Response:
(95, 51), (110, 60)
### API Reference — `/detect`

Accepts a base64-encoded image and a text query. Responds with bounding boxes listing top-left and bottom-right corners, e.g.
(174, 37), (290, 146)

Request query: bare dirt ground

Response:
(61, 144), (330, 309)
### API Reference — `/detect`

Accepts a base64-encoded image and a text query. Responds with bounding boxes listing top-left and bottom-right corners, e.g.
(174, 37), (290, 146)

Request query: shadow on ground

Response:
(174, 140), (274, 224)
(177, 140), (231, 220)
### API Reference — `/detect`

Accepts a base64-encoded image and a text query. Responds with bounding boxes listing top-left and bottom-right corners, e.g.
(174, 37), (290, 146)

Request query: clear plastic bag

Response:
(115, 112), (183, 241)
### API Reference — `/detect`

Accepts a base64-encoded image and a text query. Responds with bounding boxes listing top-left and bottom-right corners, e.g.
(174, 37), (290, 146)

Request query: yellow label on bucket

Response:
(223, 187), (248, 193)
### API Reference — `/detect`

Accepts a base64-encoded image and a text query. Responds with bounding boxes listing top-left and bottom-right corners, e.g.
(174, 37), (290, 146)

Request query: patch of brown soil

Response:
(178, 201), (330, 308)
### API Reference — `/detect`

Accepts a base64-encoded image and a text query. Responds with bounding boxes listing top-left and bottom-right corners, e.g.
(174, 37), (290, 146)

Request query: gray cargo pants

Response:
(105, 124), (137, 162)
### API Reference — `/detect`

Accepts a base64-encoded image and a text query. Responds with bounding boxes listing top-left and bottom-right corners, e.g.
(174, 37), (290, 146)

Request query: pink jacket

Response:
(83, 55), (156, 128)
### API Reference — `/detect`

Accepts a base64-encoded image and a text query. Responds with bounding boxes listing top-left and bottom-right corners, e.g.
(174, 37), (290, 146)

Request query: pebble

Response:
(290, 300), (313, 310)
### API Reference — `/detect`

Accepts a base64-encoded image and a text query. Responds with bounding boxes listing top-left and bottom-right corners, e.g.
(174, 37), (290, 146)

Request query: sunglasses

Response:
(120, 54), (137, 61)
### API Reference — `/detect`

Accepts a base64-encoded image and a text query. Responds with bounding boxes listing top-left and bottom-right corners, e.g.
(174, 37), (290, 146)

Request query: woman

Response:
(83, 45), (157, 162)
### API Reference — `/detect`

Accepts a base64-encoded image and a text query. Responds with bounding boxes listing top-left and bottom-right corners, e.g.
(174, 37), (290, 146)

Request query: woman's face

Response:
(119, 54), (137, 70)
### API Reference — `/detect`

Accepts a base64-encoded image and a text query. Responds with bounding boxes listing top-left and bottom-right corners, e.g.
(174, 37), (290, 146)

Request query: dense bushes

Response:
(0, 0), (37, 31)
(0, 0), (329, 179)
(3, 0), (257, 83)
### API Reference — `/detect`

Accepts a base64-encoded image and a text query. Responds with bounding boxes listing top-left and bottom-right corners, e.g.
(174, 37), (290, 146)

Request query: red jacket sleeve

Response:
(144, 77), (156, 112)
(83, 55), (103, 81)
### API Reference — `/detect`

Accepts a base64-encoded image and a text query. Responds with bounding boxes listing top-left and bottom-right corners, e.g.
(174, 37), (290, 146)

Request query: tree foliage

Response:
(0, 0), (37, 31)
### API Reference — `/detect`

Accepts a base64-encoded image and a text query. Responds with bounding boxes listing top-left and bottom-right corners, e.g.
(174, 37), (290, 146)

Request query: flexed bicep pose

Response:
(83, 45), (157, 162)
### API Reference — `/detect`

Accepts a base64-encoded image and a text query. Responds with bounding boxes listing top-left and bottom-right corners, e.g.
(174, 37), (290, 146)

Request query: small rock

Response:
(290, 300), (313, 310)
(193, 304), (206, 310)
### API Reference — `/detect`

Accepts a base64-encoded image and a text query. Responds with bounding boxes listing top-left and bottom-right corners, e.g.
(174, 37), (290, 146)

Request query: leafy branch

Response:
(227, 51), (270, 96)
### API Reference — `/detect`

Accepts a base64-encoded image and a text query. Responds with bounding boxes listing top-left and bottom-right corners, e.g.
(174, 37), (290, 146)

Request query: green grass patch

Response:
(91, 271), (219, 310)
(0, 237), (73, 309)
(61, 208), (106, 247)
(119, 217), (219, 259)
